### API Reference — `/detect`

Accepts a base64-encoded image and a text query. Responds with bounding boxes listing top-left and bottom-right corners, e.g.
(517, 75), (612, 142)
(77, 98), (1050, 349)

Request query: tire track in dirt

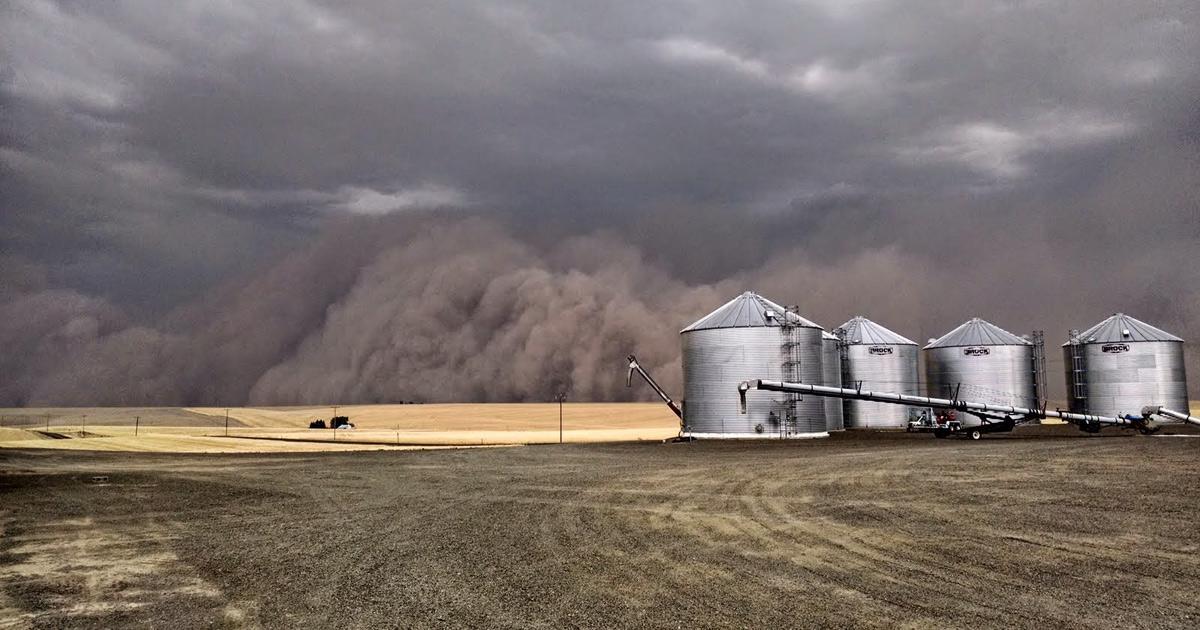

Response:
(3, 430), (1199, 628)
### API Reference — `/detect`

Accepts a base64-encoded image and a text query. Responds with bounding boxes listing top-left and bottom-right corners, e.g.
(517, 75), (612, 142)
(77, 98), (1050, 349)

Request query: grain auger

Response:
(737, 379), (1198, 440)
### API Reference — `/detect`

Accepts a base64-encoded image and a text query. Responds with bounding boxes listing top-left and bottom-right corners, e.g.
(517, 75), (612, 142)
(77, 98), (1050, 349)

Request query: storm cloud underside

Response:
(1, 1), (1198, 405)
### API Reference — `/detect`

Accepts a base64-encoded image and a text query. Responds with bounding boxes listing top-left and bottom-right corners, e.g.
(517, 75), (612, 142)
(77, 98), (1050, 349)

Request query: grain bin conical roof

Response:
(1067, 313), (1183, 344)
(924, 317), (1030, 349)
(681, 291), (822, 333)
(837, 316), (917, 346)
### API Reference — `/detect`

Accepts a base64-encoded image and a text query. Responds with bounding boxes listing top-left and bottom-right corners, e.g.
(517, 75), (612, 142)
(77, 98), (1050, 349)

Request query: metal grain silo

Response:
(680, 292), (827, 438)
(924, 318), (1035, 424)
(1064, 313), (1188, 419)
(821, 331), (844, 431)
(837, 316), (919, 429)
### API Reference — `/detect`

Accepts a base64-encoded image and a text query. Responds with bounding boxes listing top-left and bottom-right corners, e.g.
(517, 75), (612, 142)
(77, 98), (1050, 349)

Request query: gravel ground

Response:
(2, 426), (1199, 629)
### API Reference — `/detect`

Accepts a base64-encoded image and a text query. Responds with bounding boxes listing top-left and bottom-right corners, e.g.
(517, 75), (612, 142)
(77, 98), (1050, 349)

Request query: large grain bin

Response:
(821, 331), (844, 431)
(681, 292), (827, 438)
(924, 318), (1035, 423)
(837, 316), (919, 429)
(1064, 313), (1188, 419)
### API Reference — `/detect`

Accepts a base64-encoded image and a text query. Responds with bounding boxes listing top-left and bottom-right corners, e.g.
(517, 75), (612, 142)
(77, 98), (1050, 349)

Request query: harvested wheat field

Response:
(0, 404), (680, 452)
(184, 403), (679, 444)
(184, 403), (676, 430)
(3, 425), (1200, 629)
(0, 433), (474, 454)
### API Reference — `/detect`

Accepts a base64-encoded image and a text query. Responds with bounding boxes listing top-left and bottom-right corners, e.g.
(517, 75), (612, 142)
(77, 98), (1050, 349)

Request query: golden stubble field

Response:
(0, 402), (1194, 454)
(0, 403), (681, 453)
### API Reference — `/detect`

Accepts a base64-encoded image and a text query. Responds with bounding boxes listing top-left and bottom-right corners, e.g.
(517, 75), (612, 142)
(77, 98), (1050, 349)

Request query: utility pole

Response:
(135, 416), (140, 436)
(81, 414), (86, 436)
(555, 392), (567, 444)
(224, 408), (230, 437)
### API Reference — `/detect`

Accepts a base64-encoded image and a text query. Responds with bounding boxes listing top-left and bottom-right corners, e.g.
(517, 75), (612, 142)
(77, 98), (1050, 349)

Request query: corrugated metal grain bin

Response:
(821, 331), (844, 431)
(925, 318), (1035, 425)
(681, 292), (827, 438)
(1064, 313), (1188, 420)
(837, 316), (919, 429)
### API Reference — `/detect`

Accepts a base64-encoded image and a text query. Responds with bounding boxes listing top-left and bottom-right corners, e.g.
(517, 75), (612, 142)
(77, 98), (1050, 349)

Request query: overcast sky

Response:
(2, 1), (1198, 404)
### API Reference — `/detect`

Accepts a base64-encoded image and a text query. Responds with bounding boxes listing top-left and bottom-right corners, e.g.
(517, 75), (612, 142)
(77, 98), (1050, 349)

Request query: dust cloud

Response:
(2, 203), (1196, 406)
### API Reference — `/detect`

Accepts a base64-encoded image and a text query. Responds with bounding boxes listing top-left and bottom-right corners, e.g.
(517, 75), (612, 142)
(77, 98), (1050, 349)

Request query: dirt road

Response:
(2, 428), (1198, 628)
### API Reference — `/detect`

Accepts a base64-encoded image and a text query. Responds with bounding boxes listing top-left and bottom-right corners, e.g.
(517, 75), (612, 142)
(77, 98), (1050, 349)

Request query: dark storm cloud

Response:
(1, 1), (1198, 404)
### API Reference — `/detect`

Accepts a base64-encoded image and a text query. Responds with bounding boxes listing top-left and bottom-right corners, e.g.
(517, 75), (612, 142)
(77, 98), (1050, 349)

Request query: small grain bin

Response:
(1064, 313), (1188, 419)
(924, 318), (1036, 423)
(837, 316), (920, 429)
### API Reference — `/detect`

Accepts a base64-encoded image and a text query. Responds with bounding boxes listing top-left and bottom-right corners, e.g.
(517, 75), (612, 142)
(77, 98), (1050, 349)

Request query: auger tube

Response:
(627, 355), (683, 420)
(737, 379), (1137, 428)
(1144, 406), (1200, 427)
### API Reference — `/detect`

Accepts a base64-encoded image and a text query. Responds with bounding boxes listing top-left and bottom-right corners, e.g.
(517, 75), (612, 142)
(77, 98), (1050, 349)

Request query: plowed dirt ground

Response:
(2, 426), (1199, 628)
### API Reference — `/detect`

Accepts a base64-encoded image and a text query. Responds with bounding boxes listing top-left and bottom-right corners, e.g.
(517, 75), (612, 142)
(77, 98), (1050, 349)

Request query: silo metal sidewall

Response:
(1066, 341), (1188, 419)
(924, 344), (1035, 426)
(681, 327), (827, 438)
(843, 343), (919, 429)
(821, 339), (844, 431)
